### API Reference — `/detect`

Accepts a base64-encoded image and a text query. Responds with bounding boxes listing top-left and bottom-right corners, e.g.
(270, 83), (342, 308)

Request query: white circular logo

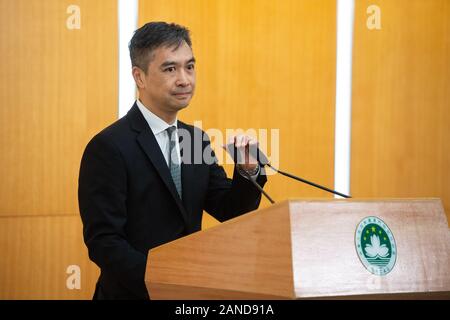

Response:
(355, 216), (397, 276)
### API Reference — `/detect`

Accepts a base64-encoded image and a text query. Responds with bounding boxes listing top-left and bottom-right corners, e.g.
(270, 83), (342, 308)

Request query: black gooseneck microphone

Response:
(239, 167), (276, 204)
(266, 163), (351, 199)
(226, 143), (351, 203)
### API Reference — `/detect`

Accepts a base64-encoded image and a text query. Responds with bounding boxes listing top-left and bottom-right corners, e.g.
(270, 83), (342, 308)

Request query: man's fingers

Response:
(238, 135), (247, 148)
(225, 135), (259, 166)
(228, 135), (258, 149)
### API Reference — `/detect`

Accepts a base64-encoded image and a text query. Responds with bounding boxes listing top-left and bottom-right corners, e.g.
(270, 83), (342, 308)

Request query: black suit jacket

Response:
(78, 103), (267, 299)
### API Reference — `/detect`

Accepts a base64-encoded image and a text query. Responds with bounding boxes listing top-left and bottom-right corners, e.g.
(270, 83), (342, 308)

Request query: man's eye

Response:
(164, 67), (175, 72)
(187, 64), (195, 70)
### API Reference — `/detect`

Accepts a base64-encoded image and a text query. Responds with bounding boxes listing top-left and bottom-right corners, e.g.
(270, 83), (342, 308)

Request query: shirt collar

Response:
(136, 99), (178, 135)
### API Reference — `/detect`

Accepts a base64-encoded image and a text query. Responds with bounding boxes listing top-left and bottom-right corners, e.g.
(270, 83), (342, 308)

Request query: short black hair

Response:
(129, 21), (192, 72)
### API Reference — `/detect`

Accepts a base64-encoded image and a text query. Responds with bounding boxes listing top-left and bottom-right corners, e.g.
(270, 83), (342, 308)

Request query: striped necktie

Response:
(166, 126), (182, 198)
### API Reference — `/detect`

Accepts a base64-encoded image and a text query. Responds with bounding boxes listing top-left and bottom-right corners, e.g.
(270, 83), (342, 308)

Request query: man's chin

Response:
(167, 104), (187, 114)
(172, 100), (191, 111)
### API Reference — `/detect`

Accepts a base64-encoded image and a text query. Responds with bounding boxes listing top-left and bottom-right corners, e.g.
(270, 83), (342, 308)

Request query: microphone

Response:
(225, 143), (275, 204)
(225, 142), (269, 166)
(239, 168), (275, 204)
(226, 142), (351, 199)
(267, 164), (351, 199)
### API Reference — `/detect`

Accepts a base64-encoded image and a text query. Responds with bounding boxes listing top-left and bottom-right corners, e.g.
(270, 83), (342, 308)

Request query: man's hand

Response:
(223, 135), (259, 172)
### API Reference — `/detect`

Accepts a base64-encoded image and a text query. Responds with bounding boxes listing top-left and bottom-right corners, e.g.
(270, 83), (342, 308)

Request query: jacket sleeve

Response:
(78, 133), (148, 299)
(202, 134), (268, 222)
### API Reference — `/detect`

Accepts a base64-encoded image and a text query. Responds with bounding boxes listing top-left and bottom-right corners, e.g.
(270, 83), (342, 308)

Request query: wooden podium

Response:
(145, 199), (450, 299)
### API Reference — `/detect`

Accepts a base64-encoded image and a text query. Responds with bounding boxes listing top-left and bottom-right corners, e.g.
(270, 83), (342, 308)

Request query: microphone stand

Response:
(229, 143), (352, 203)
(240, 168), (276, 204)
(266, 163), (351, 199)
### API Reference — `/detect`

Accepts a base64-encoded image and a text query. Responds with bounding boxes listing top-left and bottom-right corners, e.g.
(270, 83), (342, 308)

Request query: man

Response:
(78, 22), (267, 300)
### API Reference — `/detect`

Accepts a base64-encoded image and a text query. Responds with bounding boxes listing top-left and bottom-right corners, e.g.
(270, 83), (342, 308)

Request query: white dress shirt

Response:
(136, 99), (181, 166)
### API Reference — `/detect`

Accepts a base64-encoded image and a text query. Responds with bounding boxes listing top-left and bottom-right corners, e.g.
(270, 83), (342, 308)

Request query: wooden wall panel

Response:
(0, 0), (118, 216)
(0, 215), (99, 299)
(351, 0), (450, 224)
(0, 0), (116, 299)
(139, 0), (338, 228)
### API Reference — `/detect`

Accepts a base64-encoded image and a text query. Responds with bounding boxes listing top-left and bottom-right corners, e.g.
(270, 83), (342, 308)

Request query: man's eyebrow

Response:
(160, 57), (196, 68)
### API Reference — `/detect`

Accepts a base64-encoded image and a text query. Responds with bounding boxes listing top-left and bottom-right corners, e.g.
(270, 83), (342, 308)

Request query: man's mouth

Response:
(173, 92), (191, 96)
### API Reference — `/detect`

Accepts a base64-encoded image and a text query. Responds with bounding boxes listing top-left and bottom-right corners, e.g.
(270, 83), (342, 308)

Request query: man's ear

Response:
(132, 66), (146, 89)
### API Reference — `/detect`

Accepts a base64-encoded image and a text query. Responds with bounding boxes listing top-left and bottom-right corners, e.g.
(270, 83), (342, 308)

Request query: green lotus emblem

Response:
(355, 216), (397, 275)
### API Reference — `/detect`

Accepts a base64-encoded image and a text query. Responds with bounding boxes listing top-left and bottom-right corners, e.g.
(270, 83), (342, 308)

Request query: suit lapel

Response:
(128, 103), (190, 224)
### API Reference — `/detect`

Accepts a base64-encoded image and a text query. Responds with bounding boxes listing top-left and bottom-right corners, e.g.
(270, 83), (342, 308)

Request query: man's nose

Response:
(176, 70), (190, 87)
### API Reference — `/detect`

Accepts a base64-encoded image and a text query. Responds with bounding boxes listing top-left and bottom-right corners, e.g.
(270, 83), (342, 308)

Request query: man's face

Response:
(136, 41), (196, 115)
